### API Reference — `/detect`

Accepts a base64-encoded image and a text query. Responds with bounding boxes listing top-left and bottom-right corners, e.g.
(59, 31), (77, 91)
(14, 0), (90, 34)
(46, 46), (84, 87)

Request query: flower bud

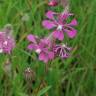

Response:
(48, 0), (58, 6)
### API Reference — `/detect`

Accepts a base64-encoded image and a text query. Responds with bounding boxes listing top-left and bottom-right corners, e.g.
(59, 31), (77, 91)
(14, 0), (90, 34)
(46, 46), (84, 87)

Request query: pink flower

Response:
(27, 34), (54, 63)
(48, 0), (58, 6)
(42, 11), (78, 41)
(0, 32), (15, 54)
(53, 44), (72, 58)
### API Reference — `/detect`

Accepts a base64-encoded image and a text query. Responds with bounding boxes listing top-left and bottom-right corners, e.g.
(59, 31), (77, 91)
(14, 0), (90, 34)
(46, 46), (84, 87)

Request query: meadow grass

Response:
(0, 0), (96, 96)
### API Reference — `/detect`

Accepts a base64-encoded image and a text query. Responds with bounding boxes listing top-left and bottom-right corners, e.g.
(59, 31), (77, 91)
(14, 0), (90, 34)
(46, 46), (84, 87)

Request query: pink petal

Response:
(41, 38), (50, 45)
(46, 10), (56, 19)
(39, 52), (48, 63)
(27, 44), (37, 50)
(39, 52), (45, 60)
(65, 29), (77, 38)
(62, 14), (69, 20)
(48, 52), (54, 59)
(53, 30), (64, 40)
(61, 13), (73, 20)
(69, 19), (78, 26)
(63, 53), (69, 58)
(42, 20), (56, 29)
(27, 34), (37, 43)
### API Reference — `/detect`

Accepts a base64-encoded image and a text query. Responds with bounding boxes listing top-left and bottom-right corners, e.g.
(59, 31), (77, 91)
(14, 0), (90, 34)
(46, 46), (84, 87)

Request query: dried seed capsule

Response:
(24, 67), (36, 84)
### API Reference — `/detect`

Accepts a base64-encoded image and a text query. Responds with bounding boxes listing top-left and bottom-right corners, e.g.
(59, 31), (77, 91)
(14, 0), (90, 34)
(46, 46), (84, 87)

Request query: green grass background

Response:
(0, 0), (96, 96)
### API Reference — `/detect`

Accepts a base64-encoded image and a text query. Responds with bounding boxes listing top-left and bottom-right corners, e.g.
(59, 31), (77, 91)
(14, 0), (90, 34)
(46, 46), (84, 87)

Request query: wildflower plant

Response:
(27, 0), (78, 63)
(0, 31), (15, 54)
(0, 0), (96, 96)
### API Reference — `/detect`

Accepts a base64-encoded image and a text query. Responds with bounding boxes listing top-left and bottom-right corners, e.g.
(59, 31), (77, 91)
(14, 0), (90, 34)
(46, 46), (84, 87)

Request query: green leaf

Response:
(37, 86), (52, 96)
(18, 92), (28, 96)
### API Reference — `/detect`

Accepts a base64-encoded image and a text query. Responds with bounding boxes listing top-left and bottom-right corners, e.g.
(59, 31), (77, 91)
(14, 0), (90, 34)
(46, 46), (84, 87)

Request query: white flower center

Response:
(57, 25), (63, 30)
(0, 49), (3, 53)
(36, 49), (41, 54)
(62, 44), (66, 47)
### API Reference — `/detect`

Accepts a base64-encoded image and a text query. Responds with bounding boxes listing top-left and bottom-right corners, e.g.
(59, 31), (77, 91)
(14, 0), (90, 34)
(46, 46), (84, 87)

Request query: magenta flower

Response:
(27, 34), (54, 63)
(53, 44), (72, 58)
(48, 0), (58, 6)
(0, 32), (15, 54)
(42, 11), (78, 41)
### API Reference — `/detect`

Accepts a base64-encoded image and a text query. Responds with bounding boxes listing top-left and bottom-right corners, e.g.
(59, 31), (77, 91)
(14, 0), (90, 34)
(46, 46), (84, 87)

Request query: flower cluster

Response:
(27, 1), (78, 63)
(0, 31), (15, 54)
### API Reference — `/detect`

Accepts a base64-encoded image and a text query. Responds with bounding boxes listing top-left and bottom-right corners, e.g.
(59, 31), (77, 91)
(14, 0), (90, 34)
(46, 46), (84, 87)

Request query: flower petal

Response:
(48, 52), (54, 59)
(46, 11), (56, 19)
(69, 19), (78, 26)
(27, 34), (37, 43)
(63, 53), (69, 58)
(65, 29), (77, 38)
(39, 52), (48, 63)
(60, 13), (73, 20)
(40, 38), (51, 48)
(27, 44), (37, 50)
(53, 30), (64, 40)
(42, 20), (56, 29)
